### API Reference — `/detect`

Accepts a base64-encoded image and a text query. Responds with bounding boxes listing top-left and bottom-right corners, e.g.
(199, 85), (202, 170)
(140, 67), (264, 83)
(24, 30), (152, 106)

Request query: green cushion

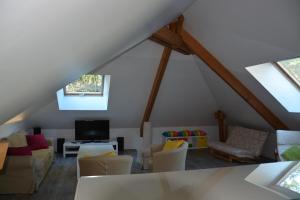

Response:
(282, 146), (300, 161)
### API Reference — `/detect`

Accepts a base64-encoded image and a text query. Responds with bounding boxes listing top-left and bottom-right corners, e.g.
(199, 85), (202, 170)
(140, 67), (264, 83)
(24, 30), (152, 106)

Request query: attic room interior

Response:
(0, 0), (300, 200)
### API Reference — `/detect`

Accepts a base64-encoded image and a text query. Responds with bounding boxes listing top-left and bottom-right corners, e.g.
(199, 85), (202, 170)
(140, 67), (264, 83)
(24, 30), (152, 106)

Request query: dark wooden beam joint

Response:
(214, 111), (227, 142)
(146, 14), (288, 136)
(149, 16), (192, 55)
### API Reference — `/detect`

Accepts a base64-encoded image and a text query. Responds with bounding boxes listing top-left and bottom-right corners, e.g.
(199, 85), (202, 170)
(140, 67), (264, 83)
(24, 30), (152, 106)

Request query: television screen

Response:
(75, 120), (109, 141)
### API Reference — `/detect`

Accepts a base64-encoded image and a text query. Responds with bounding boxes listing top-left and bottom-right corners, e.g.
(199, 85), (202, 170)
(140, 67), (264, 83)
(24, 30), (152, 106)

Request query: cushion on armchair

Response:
(163, 140), (184, 151)
(7, 131), (28, 147)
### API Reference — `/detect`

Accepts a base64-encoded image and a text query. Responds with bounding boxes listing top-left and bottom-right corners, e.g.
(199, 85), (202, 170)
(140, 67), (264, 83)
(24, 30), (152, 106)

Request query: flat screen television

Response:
(75, 120), (109, 141)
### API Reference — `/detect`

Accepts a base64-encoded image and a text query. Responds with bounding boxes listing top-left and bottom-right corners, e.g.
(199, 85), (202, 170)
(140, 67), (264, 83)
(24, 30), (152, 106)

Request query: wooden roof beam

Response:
(140, 47), (172, 137)
(181, 29), (288, 130)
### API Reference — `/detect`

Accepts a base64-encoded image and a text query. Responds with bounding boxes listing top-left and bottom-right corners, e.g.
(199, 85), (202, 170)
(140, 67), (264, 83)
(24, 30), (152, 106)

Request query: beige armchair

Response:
(148, 142), (188, 173)
(79, 155), (133, 177)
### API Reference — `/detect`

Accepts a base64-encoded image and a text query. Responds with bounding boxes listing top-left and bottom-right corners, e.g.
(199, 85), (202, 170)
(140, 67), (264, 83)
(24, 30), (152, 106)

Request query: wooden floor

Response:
(0, 149), (273, 200)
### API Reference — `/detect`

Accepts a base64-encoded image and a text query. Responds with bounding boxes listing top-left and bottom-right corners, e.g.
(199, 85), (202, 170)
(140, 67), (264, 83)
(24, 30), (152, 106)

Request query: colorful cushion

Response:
(163, 140), (184, 151)
(7, 146), (32, 156)
(26, 134), (49, 150)
(282, 146), (300, 161)
(7, 131), (28, 147)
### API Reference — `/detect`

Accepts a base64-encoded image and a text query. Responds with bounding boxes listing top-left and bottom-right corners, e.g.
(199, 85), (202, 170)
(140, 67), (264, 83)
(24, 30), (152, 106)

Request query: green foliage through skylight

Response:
(65, 74), (104, 95)
(277, 57), (300, 87)
(279, 165), (300, 194)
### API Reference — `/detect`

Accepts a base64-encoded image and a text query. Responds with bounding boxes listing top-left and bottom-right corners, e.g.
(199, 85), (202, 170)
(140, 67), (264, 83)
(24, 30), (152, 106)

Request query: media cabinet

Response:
(63, 141), (118, 158)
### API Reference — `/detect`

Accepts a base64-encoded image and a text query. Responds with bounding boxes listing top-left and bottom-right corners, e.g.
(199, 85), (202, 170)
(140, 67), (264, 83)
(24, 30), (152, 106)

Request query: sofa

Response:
(0, 132), (54, 194)
(209, 126), (269, 162)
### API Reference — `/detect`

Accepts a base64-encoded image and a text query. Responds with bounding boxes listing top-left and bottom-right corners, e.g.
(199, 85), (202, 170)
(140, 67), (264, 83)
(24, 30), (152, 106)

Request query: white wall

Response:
(38, 126), (218, 151)
(0, 121), (27, 138)
(36, 126), (276, 159)
(184, 0), (300, 130)
(0, 0), (195, 125)
(26, 41), (219, 129)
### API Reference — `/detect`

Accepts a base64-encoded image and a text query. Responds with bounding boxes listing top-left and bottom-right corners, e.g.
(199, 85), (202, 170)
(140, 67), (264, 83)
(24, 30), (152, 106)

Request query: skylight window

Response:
(277, 163), (300, 194)
(268, 162), (300, 199)
(64, 74), (104, 96)
(277, 57), (300, 88)
(246, 58), (300, 113)
(57, 75), (111, 111)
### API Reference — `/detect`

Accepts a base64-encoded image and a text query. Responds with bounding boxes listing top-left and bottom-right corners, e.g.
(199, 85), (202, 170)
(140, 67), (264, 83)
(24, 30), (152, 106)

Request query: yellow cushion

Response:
(101, 151), (117, 157)
(81, 151), (117, 158)
(7, 131), (28, 147)
(163, 140), (184, 151)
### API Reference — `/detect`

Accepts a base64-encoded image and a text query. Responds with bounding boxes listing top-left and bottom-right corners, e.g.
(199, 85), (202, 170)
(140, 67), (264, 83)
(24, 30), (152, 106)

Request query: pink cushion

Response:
(7, 146), (32, 156)
(26, 134), (49, 150)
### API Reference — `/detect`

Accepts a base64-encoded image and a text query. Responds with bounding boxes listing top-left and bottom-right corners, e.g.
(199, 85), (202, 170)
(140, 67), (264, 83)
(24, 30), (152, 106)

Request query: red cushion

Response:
(26, 134), (49, 150)
(7, 146), (32, 156)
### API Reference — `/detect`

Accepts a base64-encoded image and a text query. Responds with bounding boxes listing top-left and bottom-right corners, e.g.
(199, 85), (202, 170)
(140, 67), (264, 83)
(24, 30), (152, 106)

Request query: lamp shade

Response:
(0, 142), (8, 170)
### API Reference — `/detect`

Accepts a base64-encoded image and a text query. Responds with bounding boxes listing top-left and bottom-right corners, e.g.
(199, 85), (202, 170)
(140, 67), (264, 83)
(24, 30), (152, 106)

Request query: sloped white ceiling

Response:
(26, 41), (219, 128)
(3, 0), (300, 131)
(184, 0), (300, 130)
(0, 0), (195, 125)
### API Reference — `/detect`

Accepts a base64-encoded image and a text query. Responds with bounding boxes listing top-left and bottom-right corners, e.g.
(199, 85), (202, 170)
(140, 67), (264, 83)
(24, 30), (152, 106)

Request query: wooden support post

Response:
(215, 111), (226, 142)
(181, 30), (288, 130)
(140, 47), (172, 136)
(0, 142), (8, 170)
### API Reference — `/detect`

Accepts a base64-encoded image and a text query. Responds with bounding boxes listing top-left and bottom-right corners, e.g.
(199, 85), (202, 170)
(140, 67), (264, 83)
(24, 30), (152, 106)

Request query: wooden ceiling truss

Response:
(140, 15), (288, 137)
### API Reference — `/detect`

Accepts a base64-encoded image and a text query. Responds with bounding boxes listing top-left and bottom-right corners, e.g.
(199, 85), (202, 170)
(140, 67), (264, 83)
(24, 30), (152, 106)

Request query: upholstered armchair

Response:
(79, 155), (133, 177)
(143, 142), (188, 172)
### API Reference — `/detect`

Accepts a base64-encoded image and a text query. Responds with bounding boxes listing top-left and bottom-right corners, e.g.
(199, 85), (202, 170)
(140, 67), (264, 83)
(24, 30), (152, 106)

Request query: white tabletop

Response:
(75, 163), (288, 200)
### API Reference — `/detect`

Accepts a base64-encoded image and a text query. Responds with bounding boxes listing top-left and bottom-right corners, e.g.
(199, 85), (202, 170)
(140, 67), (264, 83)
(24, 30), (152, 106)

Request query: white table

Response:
(75, 163), (291, 200)
(76, 143), (116, 179)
